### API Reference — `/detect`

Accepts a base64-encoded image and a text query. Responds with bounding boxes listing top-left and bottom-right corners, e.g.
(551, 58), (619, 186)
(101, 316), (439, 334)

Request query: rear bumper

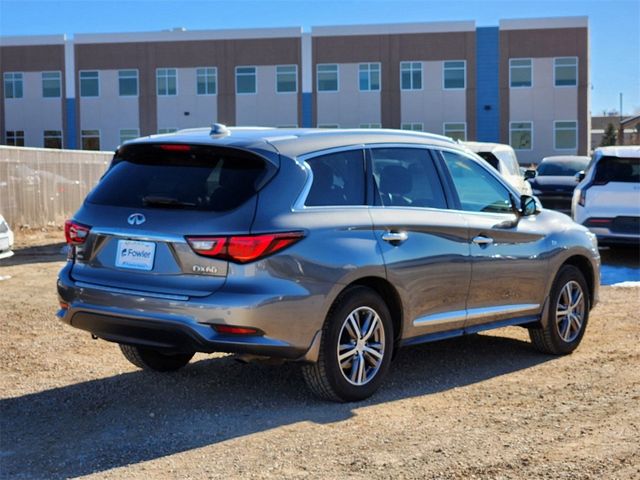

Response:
(56, 262), (325, 360)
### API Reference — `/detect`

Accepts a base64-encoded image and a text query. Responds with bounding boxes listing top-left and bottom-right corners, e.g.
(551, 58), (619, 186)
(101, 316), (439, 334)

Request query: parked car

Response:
(57, 127), (600, 402)
(462, 142), (533, 196)
(572, 146), (640, 245)
(526, 155), (590, 213)
(0, 214), (15, 260)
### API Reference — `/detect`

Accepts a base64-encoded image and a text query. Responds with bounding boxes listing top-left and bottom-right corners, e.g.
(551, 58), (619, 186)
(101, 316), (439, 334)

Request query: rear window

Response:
(538, 159), (588, 176)
(304, 150), (366, 206)
(476, 152), (500, 172)
(594, 156), (640, 184)
(87, 144), (267, 212)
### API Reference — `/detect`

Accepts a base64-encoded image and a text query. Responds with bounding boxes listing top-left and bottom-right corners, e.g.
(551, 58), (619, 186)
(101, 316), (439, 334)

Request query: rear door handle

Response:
(382, 231), (408, 244)
(472, 235), (494, 246)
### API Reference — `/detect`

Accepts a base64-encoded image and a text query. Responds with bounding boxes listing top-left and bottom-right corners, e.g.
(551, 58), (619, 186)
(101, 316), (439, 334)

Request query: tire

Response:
(529, 265), (590, 355)
(302, 286), (394, 402)
(119, 344), (194, 372)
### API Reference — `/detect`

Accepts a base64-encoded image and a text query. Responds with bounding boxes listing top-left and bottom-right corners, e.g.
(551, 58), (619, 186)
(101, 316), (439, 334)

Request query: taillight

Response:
(64, 220), (91, 245)
(159, 144), (191, 152)
(186, 232), (304, 263)
(213, 325), (261, 335)
(585, 218), (612, 227)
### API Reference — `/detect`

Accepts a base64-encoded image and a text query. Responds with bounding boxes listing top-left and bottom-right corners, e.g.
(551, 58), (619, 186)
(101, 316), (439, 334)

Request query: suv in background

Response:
(573, 146), (640, 245)
(57, 127), (600, 402)
(463, 142), (533, 196)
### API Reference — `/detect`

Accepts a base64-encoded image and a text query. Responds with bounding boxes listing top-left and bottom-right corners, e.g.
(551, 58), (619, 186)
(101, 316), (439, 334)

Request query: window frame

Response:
(79, 70), (100, 97)
(43, 129), (63, 149)
(119, 128), (140, 145)
(509, 121), (534, 151)
(360, 123), (382, 129)
(5, 130), (25, 146)
(81, 129), (101, 151)
(554, 57), (578, 87)
(118, 69), (139, 97)
(358, 63), (381, 92)
(42, 71), (62, 98)
(195, 67), (217, 96)
(553, 120), (578, 151)
(443, 60), (466, 90)
(401, 123), (423, 132)
(156, 68), (178, 96)
(400, 61), (423, 91)
(316, 64), (339, 93)
(275, 65), (298, 94)
(4, 72), (24, 99)
(317, 124), (340, 128)
(443, 122), (467, 141)
(235, 66), (257, 95)
(509, 58), (533, 88)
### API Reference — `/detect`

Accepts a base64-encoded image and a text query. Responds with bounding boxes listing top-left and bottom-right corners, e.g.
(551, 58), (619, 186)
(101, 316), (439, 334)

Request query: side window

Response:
(370, 148), (446, 209)
(441, 151), (513, 214)
(305, 150), (365, 207)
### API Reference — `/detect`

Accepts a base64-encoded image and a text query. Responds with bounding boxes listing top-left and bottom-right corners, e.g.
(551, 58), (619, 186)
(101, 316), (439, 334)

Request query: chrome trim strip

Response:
(413, 303), (541, 327)
(75, 281), (189, 301)
(90, 227), (187, 244)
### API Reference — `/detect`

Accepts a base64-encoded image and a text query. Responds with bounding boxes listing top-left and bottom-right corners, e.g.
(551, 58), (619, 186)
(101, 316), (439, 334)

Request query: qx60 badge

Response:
(127, 213), (146, 226)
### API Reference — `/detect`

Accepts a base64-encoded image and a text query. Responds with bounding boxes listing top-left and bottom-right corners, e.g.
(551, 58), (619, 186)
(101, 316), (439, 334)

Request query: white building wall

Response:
(509, 57), (578, 164)
(400, 61), (466, 134)
(79, 69), (139, 151)
(4, 72), (63, 147)
(235, 66), (298, 127)
(316, 63), (381, 127)
(156, 68), (217, 132)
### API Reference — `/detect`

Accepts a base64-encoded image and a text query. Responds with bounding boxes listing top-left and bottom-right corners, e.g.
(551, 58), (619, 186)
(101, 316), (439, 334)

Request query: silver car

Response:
(57, 127), (600, 402)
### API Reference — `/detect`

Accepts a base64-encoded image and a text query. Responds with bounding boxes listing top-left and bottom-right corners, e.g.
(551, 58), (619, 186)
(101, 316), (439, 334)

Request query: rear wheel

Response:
(302, 286), (394, 402)
(119, 344), (194, 372)
(529, 265), (589, 355)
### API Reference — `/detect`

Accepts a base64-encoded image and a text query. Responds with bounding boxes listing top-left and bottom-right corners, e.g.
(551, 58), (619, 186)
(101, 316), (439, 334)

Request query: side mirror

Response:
(524, 169), (537, 180)
(519, 195), (539, 216)
(575, 170), (585, 183)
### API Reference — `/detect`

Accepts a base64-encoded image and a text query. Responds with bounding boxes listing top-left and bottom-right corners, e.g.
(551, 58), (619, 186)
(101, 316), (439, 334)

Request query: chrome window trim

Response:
(90, 227), (188, 244)
(413, 303), (540, 327)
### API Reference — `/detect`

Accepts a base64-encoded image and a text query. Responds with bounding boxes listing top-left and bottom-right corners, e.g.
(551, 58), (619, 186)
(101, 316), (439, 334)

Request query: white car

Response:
(463, 142), (533, 196)
(572, 146), (640, 245)
(0, 215), (14, 259)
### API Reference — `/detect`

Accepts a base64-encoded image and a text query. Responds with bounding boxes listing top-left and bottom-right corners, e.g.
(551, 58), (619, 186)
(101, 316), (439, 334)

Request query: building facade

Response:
(0, 17), (589, 164)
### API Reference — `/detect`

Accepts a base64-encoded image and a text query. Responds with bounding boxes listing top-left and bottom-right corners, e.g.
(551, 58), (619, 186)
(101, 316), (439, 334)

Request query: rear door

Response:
(70, 143), (276, 298)
(367, 146), (471, 341)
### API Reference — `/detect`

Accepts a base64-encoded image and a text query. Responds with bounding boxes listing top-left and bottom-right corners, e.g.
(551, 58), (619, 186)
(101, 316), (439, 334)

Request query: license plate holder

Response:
(115, 240), (156, 271)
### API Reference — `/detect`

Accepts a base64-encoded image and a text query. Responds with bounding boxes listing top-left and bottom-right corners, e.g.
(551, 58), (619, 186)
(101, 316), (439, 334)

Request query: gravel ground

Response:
(1, 232), (639, 479)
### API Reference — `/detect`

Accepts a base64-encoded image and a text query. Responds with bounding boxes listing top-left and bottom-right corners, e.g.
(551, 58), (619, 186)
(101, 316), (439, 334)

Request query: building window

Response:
(317, 64), (338, 92)
(236, 66), (257, 94)
(5, 130), (25, 146)
(400, 62), (422, 90)
(79, 71), (99, 97)
(43, 130), (63, 149)
(555, 57), (578, 86)
(81, 130), (100, 150)
(444, 122), (467, 141)
(401, 123), (423, 131)
(510, 122), (533, 150)
(554, 121), (578, 150)
(360, 123), (381, 128)
(277, 125), (298, 128)
(156, 68), (177, 96)
(195, 67), (217, 95)
(510, 59), (532, 88)
(359, 63), (380, 91)
(119, 129), (139, 145)
(276, 65), (297, 93)
(4, 72), (24, 99)
(42, 72), (61, 98)
(158, 128), (178, 134)
(318, 124), (339, 128)
(443, 61), (465, 89)
(118, 70), (138, 96)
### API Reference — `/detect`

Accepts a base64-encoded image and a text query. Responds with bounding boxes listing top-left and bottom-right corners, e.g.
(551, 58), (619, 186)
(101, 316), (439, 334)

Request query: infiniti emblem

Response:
(127, 213), (146, 226)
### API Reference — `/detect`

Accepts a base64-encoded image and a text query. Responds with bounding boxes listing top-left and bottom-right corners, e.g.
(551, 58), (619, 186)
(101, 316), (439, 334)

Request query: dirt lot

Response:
(1, 232), (639, 479)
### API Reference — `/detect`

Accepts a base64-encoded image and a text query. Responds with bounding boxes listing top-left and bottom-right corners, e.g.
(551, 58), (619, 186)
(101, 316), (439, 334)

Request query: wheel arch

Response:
(559, 255), (595, 309)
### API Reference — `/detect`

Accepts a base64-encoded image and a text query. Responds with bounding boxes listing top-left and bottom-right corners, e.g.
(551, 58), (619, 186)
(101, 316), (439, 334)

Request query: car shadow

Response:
(0, 243), (67, 267)
(1, 333), (554, 479)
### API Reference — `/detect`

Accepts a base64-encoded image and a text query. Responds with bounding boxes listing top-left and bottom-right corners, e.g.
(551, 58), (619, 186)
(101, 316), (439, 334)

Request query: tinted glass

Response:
(537, 159), (589, 176)
(442, 151), (513, 213)
(371, 148), (446, 208)
(87, 145), (266, 212)
(594, 156), (640, 184)
(305, 150), (365, 206)
(476, 152), (500, 171)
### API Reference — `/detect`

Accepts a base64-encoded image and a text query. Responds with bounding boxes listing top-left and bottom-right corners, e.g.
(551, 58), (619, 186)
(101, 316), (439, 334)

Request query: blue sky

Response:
(1, 0), (638, 115)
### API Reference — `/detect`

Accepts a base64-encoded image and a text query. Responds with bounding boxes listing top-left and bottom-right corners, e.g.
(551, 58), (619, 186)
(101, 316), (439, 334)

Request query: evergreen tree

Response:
(600, 123), (617, 146)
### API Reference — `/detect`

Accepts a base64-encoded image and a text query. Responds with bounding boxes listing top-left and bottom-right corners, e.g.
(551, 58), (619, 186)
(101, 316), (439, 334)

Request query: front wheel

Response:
(302, 286), (394, 402)
(529, 265), (590, 355)
(119, 344), (194, 372)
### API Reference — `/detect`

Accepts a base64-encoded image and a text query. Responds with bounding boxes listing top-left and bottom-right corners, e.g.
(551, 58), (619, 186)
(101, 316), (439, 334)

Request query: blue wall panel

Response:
(65, 98), (77, 149)
(302, 92), (312, 128)
(476, 27), (500, 142)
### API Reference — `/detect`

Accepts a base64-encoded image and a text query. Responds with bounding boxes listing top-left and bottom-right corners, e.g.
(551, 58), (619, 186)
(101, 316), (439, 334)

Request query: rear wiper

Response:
(142, 195), (196, 208)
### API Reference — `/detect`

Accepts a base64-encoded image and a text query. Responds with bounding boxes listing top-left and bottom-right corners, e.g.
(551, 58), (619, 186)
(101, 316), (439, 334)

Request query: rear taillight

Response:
(213, 325), (261, 336)
(64, 220), (91, 245)
(585, 218), (613, 227)
(186, 232), (304, 264)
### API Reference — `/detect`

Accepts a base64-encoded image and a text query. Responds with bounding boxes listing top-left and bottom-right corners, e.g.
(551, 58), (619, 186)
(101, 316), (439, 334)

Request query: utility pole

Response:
(618, 93), (624, 145)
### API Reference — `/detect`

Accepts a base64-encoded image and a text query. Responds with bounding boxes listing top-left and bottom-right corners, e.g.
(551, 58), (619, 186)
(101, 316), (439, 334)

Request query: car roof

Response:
(127, 126), (460, 159)
(462, 141), (515, 154)
(540, 155), (590, 163)
(593, 146), (640, 159)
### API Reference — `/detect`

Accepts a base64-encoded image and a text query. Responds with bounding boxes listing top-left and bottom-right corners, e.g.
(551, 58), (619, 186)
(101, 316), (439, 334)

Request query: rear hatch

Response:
(69, 142), (277, 298)
(586, 155), (640, 217)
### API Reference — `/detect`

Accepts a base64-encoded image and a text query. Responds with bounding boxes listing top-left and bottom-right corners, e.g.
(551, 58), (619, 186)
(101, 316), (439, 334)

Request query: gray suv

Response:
(57, 127), (600, 402)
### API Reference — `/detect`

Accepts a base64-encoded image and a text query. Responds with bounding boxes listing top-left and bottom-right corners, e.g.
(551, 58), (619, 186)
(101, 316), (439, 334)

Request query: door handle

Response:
(382, 231), (408, 244)
(472, 235), (494, 246)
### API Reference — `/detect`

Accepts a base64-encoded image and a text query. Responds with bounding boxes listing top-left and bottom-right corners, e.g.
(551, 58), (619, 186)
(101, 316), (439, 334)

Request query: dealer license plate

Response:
(115, 240), (156, 271)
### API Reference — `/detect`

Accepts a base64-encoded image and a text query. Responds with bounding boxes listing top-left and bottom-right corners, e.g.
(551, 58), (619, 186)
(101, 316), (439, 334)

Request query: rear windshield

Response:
(537, 159), (588, 176)
(594, 156), (640, 184)
(86, 144), (267, 212)
(476, 152), (500, 172)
